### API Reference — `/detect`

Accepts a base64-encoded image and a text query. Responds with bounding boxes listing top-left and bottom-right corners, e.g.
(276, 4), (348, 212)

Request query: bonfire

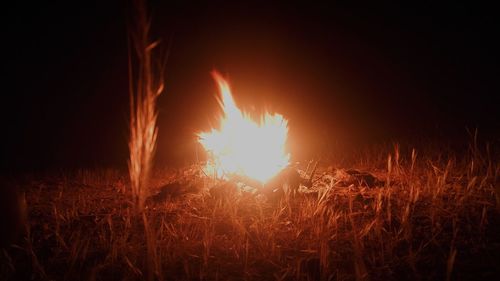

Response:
(198, 71), (290, 184)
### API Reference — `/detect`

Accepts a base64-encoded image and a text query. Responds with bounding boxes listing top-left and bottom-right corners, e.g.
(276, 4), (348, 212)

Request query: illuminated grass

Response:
(10, 143), (499, 280)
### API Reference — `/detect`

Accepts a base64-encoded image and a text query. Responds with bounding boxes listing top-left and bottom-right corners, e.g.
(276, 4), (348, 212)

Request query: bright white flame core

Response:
(198, 71), (290, 183)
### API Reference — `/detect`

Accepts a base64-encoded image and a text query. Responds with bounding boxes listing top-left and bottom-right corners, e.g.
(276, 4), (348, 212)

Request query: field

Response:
(2, 143), (499, 281)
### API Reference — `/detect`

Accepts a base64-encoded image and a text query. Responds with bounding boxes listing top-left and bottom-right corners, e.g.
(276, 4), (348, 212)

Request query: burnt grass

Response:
(2, 148), (500, 281)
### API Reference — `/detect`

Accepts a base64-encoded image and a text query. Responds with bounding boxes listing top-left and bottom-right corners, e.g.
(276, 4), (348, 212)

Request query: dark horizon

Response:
(3, 1), (498, 171)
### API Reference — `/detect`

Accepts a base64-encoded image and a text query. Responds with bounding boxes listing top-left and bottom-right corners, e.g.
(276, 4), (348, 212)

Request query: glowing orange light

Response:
(198, 71), (290, 183)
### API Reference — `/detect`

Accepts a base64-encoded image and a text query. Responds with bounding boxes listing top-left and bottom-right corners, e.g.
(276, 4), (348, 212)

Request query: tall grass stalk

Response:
(128, 0), (164, 213)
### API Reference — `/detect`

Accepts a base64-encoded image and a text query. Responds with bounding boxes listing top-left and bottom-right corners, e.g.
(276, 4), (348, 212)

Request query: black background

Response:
(3, 1), (498, 170)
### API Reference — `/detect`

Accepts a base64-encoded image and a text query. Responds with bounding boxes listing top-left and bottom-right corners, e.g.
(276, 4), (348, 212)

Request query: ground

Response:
(2, 146), (499, 281)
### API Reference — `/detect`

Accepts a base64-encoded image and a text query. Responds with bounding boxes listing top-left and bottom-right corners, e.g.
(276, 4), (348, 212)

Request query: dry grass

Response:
(2, 142), (500, 281)
(128, 0), (164, 212)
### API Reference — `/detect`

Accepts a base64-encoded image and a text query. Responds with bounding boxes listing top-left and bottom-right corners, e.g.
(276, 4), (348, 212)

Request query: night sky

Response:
(3, 1), (498, 170)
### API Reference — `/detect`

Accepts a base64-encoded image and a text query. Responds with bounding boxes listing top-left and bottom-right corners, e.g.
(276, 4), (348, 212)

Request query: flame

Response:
(198, 71), (290, 183)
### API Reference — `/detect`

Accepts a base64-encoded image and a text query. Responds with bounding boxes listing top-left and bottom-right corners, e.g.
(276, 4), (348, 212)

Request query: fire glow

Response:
(198, 71), (290, 183)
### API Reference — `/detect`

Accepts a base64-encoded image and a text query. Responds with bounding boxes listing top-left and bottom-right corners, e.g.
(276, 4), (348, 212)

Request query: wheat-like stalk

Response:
(128, 0), (164, 213)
